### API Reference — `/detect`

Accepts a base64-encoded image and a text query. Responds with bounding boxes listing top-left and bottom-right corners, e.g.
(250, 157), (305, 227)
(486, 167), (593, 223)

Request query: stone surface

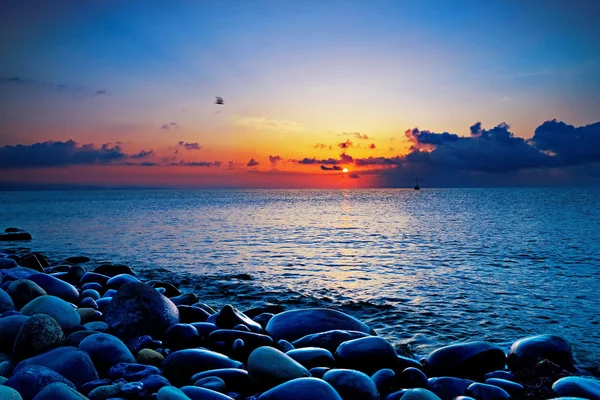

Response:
(286, 347), (335, 369)
(157, 386), (192, 400)
(103, 282), (179, 339)
(163, 323), (201, 350)
(180, 385), (234, 399)
(137, 348), (165, 366)
(13, 346), (99, 389)
(322, 368), (380, 400)
(466, 383), (511, 400)
(194, 376), (227, 392)
(508, 335), (573, 370)
(13, 314), (65, 360)
(93, 264), (135, 277)
(292, 329), (371, 353)
(216, 305), (262, 333)
(335, 336), (398, 375)
(247, 346), (310, 389)
(107, 362), (162, 381)
(0, 288), (16, 313)
(428, 377), (474, 400)
(552, 377), (600, 400)
(400, 388), (442, 400)
(6, 365), (75, 400)
(6, 280), (46, 309)
(399, 367), (430, 389)
(27, 274), (79, 303)
(141, 374), (171, 393)
(78, 333), (136, 376)
(0, 231), (32, 241)
(20, 295), (81, 330)
(257, 377), (343, 400)
(485, 379), (523, 396)
(106, 273), (142, 289)
(425, 341), (506, 380)
(162, 349), (243, 387)
(32, 382), (87, 400)
(267, 309), (373, 342)
(0, 315), (29, 353)
(191, 369), (255, 396)
(0, 386), (23, 400)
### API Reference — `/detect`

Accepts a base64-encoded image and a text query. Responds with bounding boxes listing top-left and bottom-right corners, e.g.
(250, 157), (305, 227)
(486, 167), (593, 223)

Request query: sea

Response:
(1, 188), (599, 367)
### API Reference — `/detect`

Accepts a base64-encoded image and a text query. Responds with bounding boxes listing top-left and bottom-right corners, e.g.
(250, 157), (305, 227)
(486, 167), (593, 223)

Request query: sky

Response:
(1, 0), (599, 188)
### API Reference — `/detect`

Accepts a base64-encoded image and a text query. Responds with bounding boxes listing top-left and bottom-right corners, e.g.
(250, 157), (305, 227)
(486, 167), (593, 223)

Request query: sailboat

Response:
(414, 176), (420, 190)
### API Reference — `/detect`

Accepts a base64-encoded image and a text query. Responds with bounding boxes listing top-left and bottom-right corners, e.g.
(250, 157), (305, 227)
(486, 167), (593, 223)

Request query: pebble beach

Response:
(1, 228), (599, 400)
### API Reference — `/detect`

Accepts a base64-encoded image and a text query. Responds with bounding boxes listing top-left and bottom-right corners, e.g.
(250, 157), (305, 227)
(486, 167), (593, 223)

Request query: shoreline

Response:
(1, 234), (599, 399)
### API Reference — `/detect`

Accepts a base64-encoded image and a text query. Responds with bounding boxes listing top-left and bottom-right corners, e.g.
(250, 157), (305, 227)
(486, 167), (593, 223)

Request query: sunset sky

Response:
(1, 0), (599, 188)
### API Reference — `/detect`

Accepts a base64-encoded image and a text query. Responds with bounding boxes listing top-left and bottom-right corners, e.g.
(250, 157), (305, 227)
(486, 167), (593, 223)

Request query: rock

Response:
(162, 349), (243, 387)
(0, 315), (29, 353)
(82, 282), (104, 293)
(137, 348), (165, 366)
(0, 288), (16, 313)
(0, 257), (18, 269)
(121, 381), (145, 396)
(26, 274), (79, 303)
(286, 347), (335, 369)
(78, 333), (136, 376)
(80, 379), (111, 396)
(386, 389), (410, 400)
(552, 377), (600, 400)
(0, 386), (23, 400)
(17, 254), (46, 271)
(399, 367), (429, 389)
(322, 368), (379, 400)
(216, 305), (262, 333)
(425, 342), (506, 380)
(178, 305), (210, 323)
(335, 336), (398, 375)
(87, 382), (124, 400)
(84, 321), (109, 332)
(80, 272), (110, 286)
(292, 330), (371, 353)
(6, 280), (47, 309)
(6, 365), (75, 400)
(0, 231), (32, 241)
(32, 382), (87, 400)
(141, 374), (171, 393)
(207, 330), (274, 353)
(190, 322), (219, 339)
(157, 386), (192, 400)
(106, 274), (142, 289)
(67, 330), (101, 347)
(78, 308), (101, 324)
(126, 335), (162, 353)
(67, 265), (85, 281)
(95, 297), (112, 312)
(372, 368), (398, 396)
(194, 376), (227, 392)
(247, 346), (310, 389)
(13, 314), (65, 360)
(102, 289), (117, 298)
(107, 362), (162, 381)
(484, 371), (514, 381)
(191, 369), (255, 396)
(507, 335), (573, 370)
(278, 339), (294, 352)
(103, 283), (179, 339)
(20, 295), (81, 330)
(399, 388), (442, 400)
(257, 377), (342, 400)
(171, 293), (199, 306)
(1, 267), (39, 282)
(163, 323), (201, 350)
(398, 355), (425, 371)
(0, 360), (13, 376)
(149, 281), (181, 297)
(484, 379), (522, 396)
(80, 297), (99, 309)
(93, 264), (135, 277)
(64, 256), (90, 264)
(180, 386), (234, 399)
(428, 377), (474, 400)
(13, 346), (99, 389)
(253, 313), (274, 330)
(81, 289), (101, 300)
(466, 383), (511, 400)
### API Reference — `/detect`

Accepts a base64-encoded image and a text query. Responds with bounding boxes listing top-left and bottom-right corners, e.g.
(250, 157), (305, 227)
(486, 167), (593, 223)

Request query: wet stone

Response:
(286, 347), (335, 369)
(552, 376), (600, 400)
(335, 336), (398, 375)
(466, 383), (511, 400)
(399, 367), (430, 389)
(322, 368), (379, 400)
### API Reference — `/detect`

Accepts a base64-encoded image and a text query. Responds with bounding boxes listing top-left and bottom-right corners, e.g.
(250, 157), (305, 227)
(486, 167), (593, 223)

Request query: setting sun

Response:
(342, 168), (349, 173)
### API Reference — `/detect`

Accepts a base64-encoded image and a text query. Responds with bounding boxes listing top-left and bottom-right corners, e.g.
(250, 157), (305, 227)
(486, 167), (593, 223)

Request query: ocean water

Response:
(1, 188), (599, 367)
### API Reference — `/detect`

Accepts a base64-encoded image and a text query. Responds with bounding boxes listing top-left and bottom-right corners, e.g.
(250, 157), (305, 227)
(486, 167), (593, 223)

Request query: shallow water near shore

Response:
(1, 188), (599, 367)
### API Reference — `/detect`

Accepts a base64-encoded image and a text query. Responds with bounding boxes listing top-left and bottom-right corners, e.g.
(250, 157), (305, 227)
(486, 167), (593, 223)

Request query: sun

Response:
(342, 168), (349, 173)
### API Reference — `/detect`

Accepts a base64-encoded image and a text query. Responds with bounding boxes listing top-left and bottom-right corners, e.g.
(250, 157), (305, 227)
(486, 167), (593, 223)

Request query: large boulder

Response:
(27, 274), (79, 303)
(507, 335), (573, 370)
(13, 346), (99, 389)
(247, 346), (310, 389)
(103, 282), (179, 339)
(78, 333), (136, 376)
(552, 376), (600, 400)
(20, 295), (81, 331)
(6, 279), (47, 309)
(6, 365), (75, 400)
(13, 314), (65, 360)
(0, 229), (32, 241)
(257, 377), (343, 400)
(322, 369), (379, 400)
(162, 349), (243, 387)
(266, 308), (374, 342)
(335, 336), (398, 375)
(425, 341), (506, 380)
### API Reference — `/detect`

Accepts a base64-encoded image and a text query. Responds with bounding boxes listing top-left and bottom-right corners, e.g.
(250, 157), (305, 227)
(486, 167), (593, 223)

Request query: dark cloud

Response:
(320, 165), (343, 171)
(342, 132), (369, 140)
(339, 153), (354, 164)
(354, 156), (402, 166)
(313, 143), (330, 149)
(269, 155), (282, 167)
(162, 122), (180, 130)
(247, 158), (259, 167)
(1, 76), (105, 95)
(349, 174), (360, 179)
(172, 160), (222, 167)
(131, 150), (153, 159)
(338, 139), (353, 149)
(177, 141), (201, 150)
(530, 120), (600, 164)
(94, 89), (107, 95)
(0, 140), (129, 169)
(369, 143), (376, 150)
(297, 157), (339, 165)
(2, 76), (25, 84)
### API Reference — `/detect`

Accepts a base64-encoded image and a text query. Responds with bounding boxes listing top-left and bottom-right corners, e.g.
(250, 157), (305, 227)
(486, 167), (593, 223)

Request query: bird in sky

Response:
(215, 96), (224, 105)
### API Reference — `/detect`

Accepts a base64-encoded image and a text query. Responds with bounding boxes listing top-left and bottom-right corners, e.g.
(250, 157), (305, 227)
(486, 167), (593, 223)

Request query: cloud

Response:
(0, 140), (131, 169)
(130, 150), (154, 159)
(247, 158), (259, 167)
(161, 122), (180, 130)
(269, 155), (282, 168)
(338, 139), (353, 149)
(354, 156), (403, 166)
(177, 141), (201, 150)
(2, 76), (25, 84)
(320, 165), (343, 171)
(313, 143), (331, 150)
(297, 157), (339, 165)
(94, 89), (107, 95)
(530, 120), (600, 165)
(342, 132), (369, 140)
(349, 174), (360, 179)
(233, 115), (306, 132)
(172, 160), (222, 167)
(1, 76), (106, 95)
(369, 143), (376, 150)
(340, 153), (354, 164)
